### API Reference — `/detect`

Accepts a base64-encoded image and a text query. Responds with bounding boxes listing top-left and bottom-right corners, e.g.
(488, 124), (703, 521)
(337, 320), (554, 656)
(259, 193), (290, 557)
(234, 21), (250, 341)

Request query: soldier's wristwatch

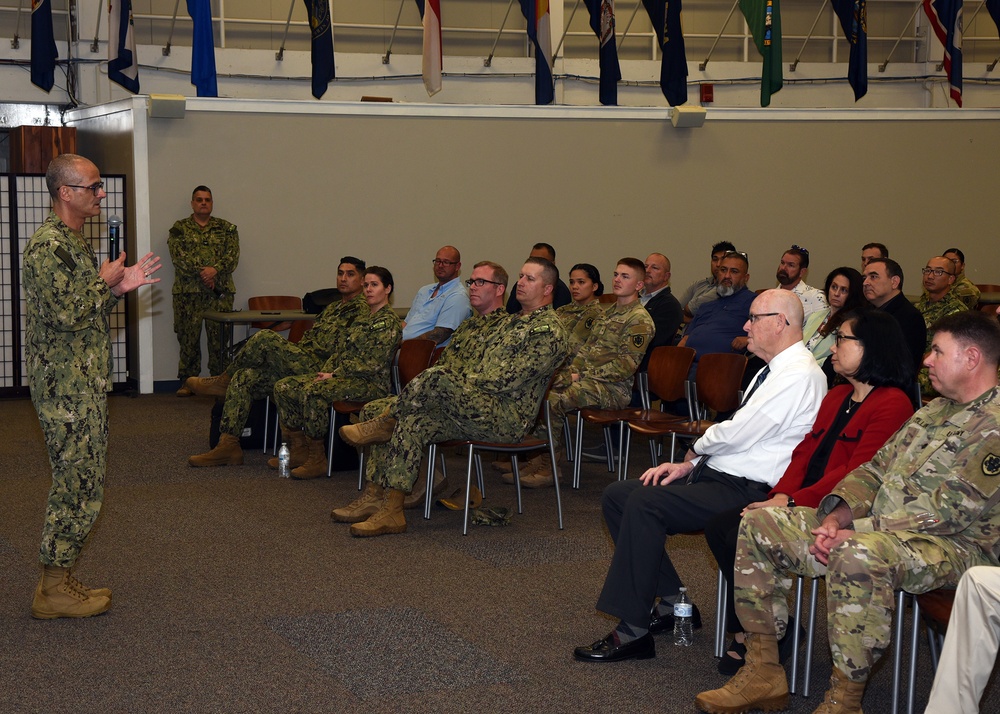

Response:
(785, 497), (796, 508)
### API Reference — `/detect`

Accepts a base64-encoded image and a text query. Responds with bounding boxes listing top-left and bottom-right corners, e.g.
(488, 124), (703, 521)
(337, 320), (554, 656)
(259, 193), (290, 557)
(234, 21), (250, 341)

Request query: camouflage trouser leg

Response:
(205, 293), (234, 376)
(737, 506), (983, 683)
(33, 394), (107, 568)
(173, 292), (233, 379)
(218, 333), (320, 436)
(360, 395), (398, 421)
(367, 369), (522, 493)
(535, 380), (629, 447)
(273, 374), (383, 440)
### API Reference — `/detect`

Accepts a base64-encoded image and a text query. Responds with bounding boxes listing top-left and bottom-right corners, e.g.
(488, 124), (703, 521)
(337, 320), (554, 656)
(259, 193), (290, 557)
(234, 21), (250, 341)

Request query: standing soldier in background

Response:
(169, 185), (240, 396)
(24, 153), (162, 619)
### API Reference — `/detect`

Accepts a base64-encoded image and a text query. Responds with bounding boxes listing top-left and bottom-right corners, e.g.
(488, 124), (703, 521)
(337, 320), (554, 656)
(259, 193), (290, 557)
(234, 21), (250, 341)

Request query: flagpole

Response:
(162, 0), (181, 56)
(484, 0), (516, 67)
(383, 0), (408, 64)
(877, 1), (922, 72)
(554, 0), (583, 59)
(617, 1), (644, 48)
(699, 0), (741, 71)
(788, 0), (829, 72)
(275, 0), (297, 61)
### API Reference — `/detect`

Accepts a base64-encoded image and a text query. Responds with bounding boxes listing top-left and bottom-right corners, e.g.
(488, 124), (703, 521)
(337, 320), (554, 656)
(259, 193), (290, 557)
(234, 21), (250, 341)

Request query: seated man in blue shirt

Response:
(402, 245), (472, 346)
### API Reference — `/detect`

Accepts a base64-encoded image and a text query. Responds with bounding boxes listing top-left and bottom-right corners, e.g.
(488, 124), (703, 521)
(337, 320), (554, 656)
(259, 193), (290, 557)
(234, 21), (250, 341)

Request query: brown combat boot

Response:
(331, 483), (385, 523)
(339, 409), (396, 447)
(403, 465), (449, 509)
(350, 488), (407, 537)
(65, 570), (111, 599)
(269, 427), (308, 469)
(31, 565), (112, 620)
(812, 668), (865, 714)
(694, 632), (789, 714)
(290, 437), (328, 480)
(500, 451), (545, 485)
(188, 433), (244, 467)
(519, 453), (564, 489)
(184, 372), (231, 398)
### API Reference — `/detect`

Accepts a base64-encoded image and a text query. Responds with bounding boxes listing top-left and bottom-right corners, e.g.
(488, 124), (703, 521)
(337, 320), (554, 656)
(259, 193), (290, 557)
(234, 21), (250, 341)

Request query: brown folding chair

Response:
(571, 346), (695, 488)
(287, 319), (314, 343)
(330, 338), (436, 484)
(627, 352), (747, 469)
(247, 295), (302, 335)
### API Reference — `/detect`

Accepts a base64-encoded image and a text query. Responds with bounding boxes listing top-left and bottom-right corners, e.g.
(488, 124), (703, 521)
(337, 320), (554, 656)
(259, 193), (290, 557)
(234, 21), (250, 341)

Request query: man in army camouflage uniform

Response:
(169, 186), (239, 395)
(504, 257), (655, 489)
(185, 257), (366, 468)
(271, 266), (402, 479)
(695, 310), (1000, 714)
(23, 154), (162, 619)
(917, 255), (970, 398)
(333, 257), (568, 537)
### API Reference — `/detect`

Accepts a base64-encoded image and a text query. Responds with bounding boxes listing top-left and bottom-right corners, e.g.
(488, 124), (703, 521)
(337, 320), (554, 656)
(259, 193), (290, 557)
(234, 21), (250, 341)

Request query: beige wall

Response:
(67, 100), (1000, 386)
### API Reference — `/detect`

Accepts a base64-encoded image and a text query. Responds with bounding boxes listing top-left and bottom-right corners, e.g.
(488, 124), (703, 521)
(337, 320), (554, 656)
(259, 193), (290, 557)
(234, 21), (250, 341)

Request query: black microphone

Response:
(108, 215), (122, 258)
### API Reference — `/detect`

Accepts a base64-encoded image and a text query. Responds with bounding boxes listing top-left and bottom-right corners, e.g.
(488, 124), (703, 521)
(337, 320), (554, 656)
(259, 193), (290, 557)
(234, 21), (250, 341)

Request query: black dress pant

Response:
(595, 467), (770, 628)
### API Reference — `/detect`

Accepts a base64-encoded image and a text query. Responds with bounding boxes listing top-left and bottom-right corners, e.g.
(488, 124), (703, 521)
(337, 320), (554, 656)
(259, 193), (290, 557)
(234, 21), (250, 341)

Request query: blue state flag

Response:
(302, 0), (335, 99)
(108, 0), (140, 93)
(642, 0), (688, 106)
(30, 0), (58, 92)
(584, 0), (621, 105)
(985, 0), (1000, 36)
(187, 0), (218, 97)
(830, 0), (867, 101)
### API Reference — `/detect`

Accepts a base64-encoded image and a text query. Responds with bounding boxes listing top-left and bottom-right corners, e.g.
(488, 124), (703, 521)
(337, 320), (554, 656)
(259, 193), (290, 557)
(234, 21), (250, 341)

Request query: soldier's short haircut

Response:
(45, 153), (87, 200)
(364, 266), (394, 294)
(712, 241), (736, 256)
(840, 309), (914, 390)
(868, 258), (904, 291)
(570, 263), (604, 296)
(474, 260), (508, 289)
(532, 242), (556, 261)
(932, 311), (1000, 368)
(943, 247), (965, 263)
(525, 256), (558, 286)
(862, 242), (889, 258)
(339, 256), (366, 272)
(192, 185), (212, 198)
(616, 257), (646, 280)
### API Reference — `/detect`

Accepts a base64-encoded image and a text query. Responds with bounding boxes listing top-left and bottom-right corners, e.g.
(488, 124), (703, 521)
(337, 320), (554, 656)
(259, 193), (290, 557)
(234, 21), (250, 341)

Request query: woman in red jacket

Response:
(705, 309), (915, 674)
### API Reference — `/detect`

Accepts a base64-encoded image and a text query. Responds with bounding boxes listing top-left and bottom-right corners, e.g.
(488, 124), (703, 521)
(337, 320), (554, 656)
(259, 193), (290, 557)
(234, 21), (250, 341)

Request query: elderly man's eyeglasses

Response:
(748, 312), (789, 325)
(921, 267), (954, 277)
(466, 278), (503, 288)
(832, 330), (862, 346)
(64, 182), (105, 196)
(432, 259), (458, 266)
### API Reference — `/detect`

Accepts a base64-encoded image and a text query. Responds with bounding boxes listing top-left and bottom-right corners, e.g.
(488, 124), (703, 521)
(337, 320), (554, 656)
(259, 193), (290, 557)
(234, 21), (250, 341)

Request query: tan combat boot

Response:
(269, 427), (308, 469)
(519, 453), (562, 489)
(331, 483), (385, 523)
(184, 372), (231, 398)
(403, 465), (449, 509)
(350, 488), (407, 537)
(339, 409), (396, 448)
(31, 565), (112, 620)
(694, 632), (789, 714)
(500, 451), (545, 485)
(290, 437), (329, 480)
(812, 668), (865, 714)
(188, 433), (244, 467)
(66, 570), (111, 599)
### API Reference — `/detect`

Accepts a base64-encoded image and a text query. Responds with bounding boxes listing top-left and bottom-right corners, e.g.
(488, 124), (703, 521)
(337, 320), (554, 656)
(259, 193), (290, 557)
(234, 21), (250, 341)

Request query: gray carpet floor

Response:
(0, 393), (975, 713)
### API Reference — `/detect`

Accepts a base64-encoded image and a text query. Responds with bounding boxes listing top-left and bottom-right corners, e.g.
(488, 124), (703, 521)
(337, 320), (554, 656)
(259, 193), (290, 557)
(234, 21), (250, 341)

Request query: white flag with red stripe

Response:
(417, 0), (442, 96)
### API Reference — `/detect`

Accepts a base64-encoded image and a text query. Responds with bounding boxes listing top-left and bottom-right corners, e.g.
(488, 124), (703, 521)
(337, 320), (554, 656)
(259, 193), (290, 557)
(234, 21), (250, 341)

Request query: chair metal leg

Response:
(326, 406), (336, 477)
(512, 455), (524, 514)
(573, 414), (585, 489)
(462, 444), (475, 535)
(648, 437), (658, 468)
(907, 598), (921, 714)
(621, 427), (631, 480)
(714, 568), (727, 658)
(802, 575), (819, 697)
(423, 444), (437, 520)
(602, 427), (615, 472)
(263, 396), (271, 454)
(563, 415), (574, 462)
(892, 590), (907, 714)
(790, 576), (804, 694)
(548, 439), (564, 530)
(357, 447), (366, 490)
(474, 452), (486, 495)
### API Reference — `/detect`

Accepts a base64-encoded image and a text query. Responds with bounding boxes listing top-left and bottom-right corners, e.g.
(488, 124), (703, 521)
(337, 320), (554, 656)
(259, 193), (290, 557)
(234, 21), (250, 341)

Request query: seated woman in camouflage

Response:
(557, 263), (605, 354)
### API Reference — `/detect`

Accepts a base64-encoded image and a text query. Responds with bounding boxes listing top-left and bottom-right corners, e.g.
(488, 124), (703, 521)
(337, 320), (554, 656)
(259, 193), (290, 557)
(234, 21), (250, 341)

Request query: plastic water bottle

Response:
(673, 587), (694, 646)
(278, 442), (291, 478)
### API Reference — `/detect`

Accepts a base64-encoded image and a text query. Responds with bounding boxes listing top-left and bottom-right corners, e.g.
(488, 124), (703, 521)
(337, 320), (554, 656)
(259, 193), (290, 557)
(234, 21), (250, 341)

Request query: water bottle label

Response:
(673, 602), (693, 618)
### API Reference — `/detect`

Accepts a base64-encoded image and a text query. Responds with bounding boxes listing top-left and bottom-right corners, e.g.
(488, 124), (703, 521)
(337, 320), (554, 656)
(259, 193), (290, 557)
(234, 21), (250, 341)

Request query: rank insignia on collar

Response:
(632, 334), (645, 348)
(984, 453), (1000, 477)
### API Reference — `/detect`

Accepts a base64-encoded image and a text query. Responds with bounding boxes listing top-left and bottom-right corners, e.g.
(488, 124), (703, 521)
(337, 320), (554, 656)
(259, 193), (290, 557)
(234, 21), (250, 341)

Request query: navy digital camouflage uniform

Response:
(364, 305), (568, 492)
(219, 294), (365, 437)
(556, 301), (605, 356)
(168, 215), (239, 378)
(273, 304), (402, 439)
(22, 211), (122, 568)
(540, 300), (654, 447)
(735, 387), (1000, 683)
(358, 307), (510, 422)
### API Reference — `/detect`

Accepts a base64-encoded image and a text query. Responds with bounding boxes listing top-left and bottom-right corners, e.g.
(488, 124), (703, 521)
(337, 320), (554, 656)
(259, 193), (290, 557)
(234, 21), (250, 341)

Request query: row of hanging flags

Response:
(27, 0), (1000, 107)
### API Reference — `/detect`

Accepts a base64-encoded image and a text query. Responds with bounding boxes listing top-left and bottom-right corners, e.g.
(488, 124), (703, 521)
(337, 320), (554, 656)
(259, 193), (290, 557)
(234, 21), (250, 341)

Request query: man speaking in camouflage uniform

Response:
(696, 310), (1000, 714)
(334, 257), (568, 537)
(505, 257), (656, 488)
(23, 154), (162, 619)
(169, 186), (240, 395)
(186, 257), (367, 467)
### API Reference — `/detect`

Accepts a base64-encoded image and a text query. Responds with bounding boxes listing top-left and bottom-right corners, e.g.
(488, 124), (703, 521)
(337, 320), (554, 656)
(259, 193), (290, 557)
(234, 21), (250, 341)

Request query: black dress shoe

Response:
(649, 602), (703, 635)
(573, 632), (655, 662)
